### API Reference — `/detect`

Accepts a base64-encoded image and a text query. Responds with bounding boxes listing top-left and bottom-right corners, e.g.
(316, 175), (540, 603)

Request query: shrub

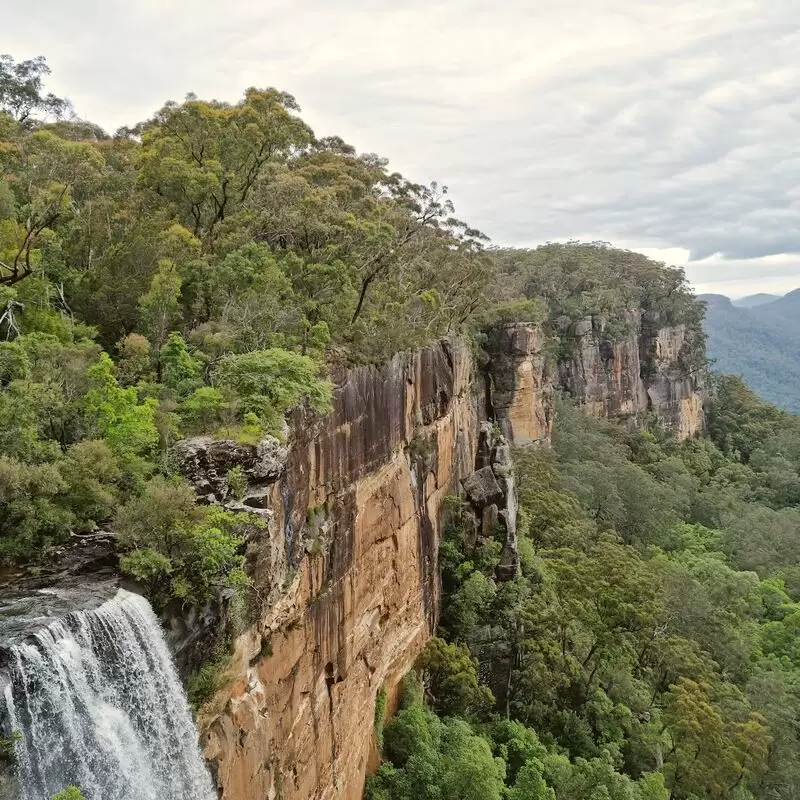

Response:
(374, 686), (388, 748)
(116, 477), (262, 607)
(213, 348), (332, 432)
(180, 386), (227, 432)
(50, 789), (87, 800)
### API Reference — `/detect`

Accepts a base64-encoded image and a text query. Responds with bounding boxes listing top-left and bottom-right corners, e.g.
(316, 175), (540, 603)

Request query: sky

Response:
(4, 0), (800, 298)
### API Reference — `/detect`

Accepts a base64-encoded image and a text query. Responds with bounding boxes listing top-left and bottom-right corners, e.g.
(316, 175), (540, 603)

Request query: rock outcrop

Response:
(483, 323), (554, 446)
(463, 422), (520, 581)
(194, 340), (480, 800)
(556, 311), (705, 439)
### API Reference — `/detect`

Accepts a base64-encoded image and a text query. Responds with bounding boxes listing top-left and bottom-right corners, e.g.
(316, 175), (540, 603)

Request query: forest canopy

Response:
(371, 385), (800, 800)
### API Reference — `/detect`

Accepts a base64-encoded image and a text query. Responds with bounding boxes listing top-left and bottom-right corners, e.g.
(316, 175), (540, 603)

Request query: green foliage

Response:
(0, 56), (511, 574)
(507, 761), (555, 800)
(138, 260), (182, 351)
(371, 393), (800, 800)
(187, 653), (233, 714)
(0, 731), (20, 765)
(492, 242), (703, 335)
(213, 348), (332, 433)
(367, 701), (506, 800)
(180, 386), (227, 433)
(116, 476), (260, 608)
(0, 54), (67, 123)
(159, 331), (203, 397)
(49, 788), (87, 800)
(115, 333), (151, 386)
(226, 465), (247, 500)
(416, 637), (494, 718)
(706, 373), (790, 460)
(83, 351), (159, 470)
(374, 686), (388, 749)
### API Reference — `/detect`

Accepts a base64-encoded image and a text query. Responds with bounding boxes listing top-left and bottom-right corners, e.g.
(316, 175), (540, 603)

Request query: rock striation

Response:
(188, 316), (706, 800)
(555, 312), (705, 439)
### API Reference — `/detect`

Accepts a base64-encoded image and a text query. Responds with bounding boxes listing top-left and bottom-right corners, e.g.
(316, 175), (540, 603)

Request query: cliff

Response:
(0, 312), (706, 800)
(191, 340), (480, 800)
(190, 318), (705, 800)
(555, 311), (705, 439)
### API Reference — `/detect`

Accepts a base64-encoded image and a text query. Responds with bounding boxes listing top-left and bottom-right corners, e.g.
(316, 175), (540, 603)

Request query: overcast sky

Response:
(5, 0), (799, 297)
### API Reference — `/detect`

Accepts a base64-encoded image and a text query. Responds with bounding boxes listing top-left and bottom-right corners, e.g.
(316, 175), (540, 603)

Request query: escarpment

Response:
(186, 340), (481, 800)
(186, 316), (705, 800)
(554, 311), (706, 438)
(0, 315), (706, 800)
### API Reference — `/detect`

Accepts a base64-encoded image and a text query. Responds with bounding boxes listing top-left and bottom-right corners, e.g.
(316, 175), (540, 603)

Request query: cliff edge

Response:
(189, 317), (704, 800)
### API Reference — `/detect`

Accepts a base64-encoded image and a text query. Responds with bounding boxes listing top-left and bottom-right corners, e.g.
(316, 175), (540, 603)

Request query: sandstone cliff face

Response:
(189, 317), (705, 800)
(483, 323), (554, 446)
(556, 311), (705, 439)
(195, 341), (480, 800)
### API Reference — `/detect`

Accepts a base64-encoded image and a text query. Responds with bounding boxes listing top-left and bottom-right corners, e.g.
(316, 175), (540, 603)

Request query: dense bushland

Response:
(369, 382), (800, 800)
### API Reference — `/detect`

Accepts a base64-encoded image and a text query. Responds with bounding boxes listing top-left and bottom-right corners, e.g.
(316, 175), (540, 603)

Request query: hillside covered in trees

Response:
(5, 53), (800, 800)
(700, 291), (800, 414)
(371, 381), (800, 800)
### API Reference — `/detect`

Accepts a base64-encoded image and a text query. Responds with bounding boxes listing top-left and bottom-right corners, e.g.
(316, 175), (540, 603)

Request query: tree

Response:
(661, 678), (769, 799)
(138, 260), (182, 352)
(369, 709), (506, 800)
(213, 348), (332, 431)
(159, 331), (203, 397)
(706, 374), (787, 461)
(180, 386), (227, 432)
(0, 54), (68, 123)
(0, 130), (104, 286)
(416, 637), (494, 718)
(204, 243), (303, 352)
(507, 761), (555, 800)
(138, 88), (312, 246)
(82, 351), (159, 466)
(116, 476), (261, 605)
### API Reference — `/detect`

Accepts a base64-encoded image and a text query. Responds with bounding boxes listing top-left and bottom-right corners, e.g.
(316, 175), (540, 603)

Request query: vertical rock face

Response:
(195, 341), (479, 800)
(556, 312), (705, 439)
(483, 323), (554, 446)
(188, 316), (705, 800)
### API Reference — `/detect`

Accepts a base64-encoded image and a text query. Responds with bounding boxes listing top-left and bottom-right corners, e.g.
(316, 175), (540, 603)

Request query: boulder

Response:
(170, 435), (289, 504)
(461, 466), (503, 509)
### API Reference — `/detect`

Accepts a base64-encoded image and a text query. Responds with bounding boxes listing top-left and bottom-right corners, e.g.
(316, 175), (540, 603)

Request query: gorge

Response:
(5, 52), (800, 800)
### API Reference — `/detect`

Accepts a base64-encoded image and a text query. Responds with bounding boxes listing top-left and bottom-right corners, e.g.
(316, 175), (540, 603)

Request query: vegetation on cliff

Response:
(0, 54), (704, 584)
(493, 243), (704, 332)
(369, 383), (800, 800)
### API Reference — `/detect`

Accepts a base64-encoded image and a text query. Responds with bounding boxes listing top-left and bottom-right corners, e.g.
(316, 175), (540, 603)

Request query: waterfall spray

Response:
(2, 589), (216, 800)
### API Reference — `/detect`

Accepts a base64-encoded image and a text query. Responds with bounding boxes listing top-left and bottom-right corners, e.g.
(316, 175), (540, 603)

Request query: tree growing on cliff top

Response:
(0, 54), (68, 123)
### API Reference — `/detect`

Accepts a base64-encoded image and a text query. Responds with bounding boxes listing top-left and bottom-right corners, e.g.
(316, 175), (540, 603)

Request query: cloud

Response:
(4, 0), (800, 292)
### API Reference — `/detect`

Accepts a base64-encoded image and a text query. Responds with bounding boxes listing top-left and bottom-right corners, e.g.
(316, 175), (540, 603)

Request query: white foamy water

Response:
(2, 589), (216, 800)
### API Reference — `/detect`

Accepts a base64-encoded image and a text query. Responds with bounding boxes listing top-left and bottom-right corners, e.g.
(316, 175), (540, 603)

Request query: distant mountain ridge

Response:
(732, 292), (782, 308)
(699, 289), (800, 413)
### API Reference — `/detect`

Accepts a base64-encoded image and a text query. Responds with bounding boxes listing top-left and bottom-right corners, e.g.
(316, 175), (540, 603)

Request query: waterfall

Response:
(1, 589), (216, 800)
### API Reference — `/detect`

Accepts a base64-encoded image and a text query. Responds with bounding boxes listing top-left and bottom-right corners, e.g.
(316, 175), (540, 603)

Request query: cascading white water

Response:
(2, 589), (216, 800)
